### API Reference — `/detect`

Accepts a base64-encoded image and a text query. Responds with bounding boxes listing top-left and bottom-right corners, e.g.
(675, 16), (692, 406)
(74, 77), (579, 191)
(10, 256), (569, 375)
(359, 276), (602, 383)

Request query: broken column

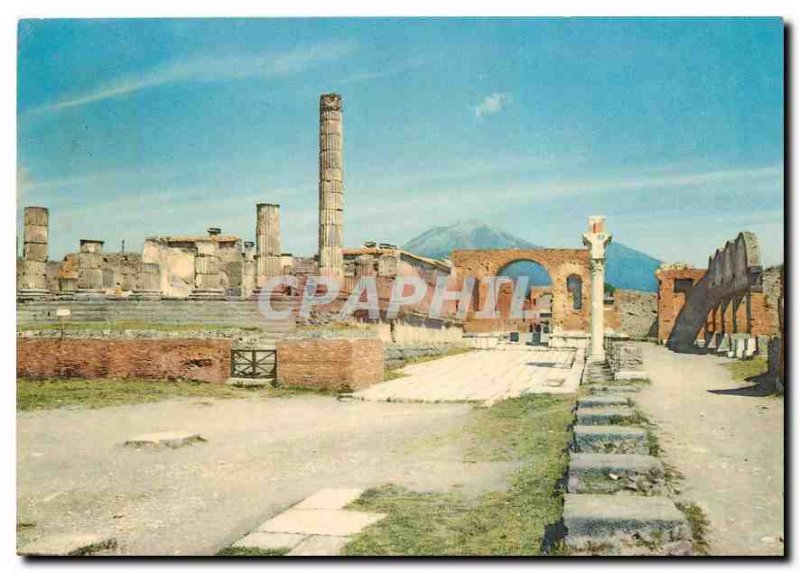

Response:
(582, 216), (612, 361)
(131, 262), (161, 299)
(77, 239), (105, 295)
(256, 203), (282, 287)
(318, 93), (344, 279)
(18, 206), (50, 298)
(242, 241), (256, 298)
(190, 238), (224, 299)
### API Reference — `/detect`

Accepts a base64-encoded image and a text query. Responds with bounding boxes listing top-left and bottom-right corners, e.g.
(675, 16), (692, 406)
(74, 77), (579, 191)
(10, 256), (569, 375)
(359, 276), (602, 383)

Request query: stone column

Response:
(256, 203), (282, 287)
(191, 239), (224, 299)
(132, 262), (161, 299)
(242, 241), (256, 298)
(582, 216), (612, 361)
(77, 239), (105, 295)
(318, 93), (344, 278)
(18, 206), (50, 298)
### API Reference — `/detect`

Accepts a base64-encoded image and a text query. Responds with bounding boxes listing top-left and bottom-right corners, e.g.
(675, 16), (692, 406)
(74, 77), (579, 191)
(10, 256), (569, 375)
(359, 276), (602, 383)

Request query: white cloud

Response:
(473, 92), (511, 119)
(36, 40), (356, 112)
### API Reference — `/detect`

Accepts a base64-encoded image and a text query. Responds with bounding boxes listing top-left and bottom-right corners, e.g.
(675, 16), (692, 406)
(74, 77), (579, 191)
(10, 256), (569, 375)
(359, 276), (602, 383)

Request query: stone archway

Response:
(451, 248), (591, 334)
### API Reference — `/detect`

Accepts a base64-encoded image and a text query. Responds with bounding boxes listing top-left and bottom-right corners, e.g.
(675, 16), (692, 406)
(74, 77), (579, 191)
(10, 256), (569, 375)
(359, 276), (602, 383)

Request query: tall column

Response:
(191, 239), (224, 299)
(77, 239), (105, 296)
(256, 203), (282, 288)
(318, 93), (344, 278)
(132, 262), (161, 299)
(582, 216), (612, 361)
(18, 206), (50, 298)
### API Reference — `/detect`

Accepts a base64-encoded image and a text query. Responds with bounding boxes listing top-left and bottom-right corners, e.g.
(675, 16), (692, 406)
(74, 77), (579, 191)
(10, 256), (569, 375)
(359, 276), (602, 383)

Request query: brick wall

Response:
(276, 338), (384, 390)
(606, 290), (657, 338)
(655, 266), (706, 343)
(17, 338), (232, 383)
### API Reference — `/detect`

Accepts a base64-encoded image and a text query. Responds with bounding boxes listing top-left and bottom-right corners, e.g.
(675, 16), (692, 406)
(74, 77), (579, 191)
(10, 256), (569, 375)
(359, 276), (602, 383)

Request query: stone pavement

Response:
(635, 343), (784, 556)
(355, 346), (583, 405)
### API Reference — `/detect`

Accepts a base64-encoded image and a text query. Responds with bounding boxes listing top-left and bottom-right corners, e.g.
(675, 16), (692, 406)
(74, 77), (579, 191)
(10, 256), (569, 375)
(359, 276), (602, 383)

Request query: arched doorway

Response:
(496, 259), (553, 342)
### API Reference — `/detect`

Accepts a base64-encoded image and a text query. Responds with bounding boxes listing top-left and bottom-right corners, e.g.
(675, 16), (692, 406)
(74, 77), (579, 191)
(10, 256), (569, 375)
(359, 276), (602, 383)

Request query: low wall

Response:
(17, 338), (232, 383)
(384, 344), (465, 369)
(605, 338), (648, 381)
(276, 338), (384, 390)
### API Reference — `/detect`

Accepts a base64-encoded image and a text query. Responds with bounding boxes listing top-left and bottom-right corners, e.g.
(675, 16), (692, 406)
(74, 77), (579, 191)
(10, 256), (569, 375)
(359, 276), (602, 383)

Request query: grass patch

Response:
(724, 356), (768, 383)
(16, 378), (319, 411)
(343, 394), (575, 556)
(216, 546), (288, 557)
(675, 501), (711, 555)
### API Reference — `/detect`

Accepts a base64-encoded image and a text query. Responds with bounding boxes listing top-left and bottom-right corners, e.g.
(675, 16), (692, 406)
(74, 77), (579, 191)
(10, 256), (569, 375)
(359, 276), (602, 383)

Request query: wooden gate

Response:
(231, 349), (277, 380)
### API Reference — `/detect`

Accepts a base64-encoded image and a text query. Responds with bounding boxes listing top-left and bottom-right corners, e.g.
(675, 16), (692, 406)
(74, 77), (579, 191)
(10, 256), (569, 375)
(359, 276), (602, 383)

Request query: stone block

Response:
(563, 494), (690, 551)
(276, 338), (384, 390)
(258, 509), (385, 537)
(614, 370), (649, 382)
(717, 333), (731, 352)
(585, 384), (641, 394)
(574, 426), (649, 455)
(124, 431), (205, 449)
(19, 534), (116, 556)
(293, 488), (364, 511)
(578, 395), (630, 408)
(576, 406), (637, 426)
(568, 453), (664, 494)
(287, 535), (351, 556)
(232, 532), (306, 551)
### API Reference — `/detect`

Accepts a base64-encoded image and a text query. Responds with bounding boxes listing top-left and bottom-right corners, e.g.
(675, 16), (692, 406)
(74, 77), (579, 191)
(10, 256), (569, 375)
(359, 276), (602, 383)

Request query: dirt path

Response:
(636, 343), (784, 556)
(18, 395), (516, 556)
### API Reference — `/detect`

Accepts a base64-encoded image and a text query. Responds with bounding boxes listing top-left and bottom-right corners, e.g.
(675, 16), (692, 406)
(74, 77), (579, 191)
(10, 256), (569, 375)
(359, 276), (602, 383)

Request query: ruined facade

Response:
(655, 264), (707, 343)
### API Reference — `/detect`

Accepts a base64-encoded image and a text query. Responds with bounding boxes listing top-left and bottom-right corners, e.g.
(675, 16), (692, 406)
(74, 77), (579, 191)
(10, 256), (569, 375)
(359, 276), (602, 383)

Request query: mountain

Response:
(402, 220), (662, 292)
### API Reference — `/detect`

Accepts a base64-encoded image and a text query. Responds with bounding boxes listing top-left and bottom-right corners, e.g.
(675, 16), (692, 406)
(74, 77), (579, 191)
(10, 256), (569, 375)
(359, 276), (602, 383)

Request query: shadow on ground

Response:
(707, 373), (778, 398)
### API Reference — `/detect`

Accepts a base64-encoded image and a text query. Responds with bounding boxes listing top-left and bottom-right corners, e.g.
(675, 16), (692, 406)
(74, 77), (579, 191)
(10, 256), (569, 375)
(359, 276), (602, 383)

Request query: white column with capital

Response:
(582, 216), (612, 361)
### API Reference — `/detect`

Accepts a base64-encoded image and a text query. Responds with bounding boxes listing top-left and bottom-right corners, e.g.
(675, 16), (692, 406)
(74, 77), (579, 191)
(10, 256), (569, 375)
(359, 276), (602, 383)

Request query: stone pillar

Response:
(191, 239), (224, 299)
(582, 216), (612, 361)
(318, 93), (344, 278)
(132, 262), (161, 299)
(242, 241), (256, 298)
(256, 203), (282, 287)
(18, 206), (50, 298)
(77, 239), (105, 295)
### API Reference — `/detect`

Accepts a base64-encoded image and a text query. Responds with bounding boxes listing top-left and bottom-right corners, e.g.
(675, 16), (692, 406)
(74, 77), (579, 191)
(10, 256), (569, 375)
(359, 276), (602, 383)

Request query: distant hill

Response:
(402, 220), (662, 292)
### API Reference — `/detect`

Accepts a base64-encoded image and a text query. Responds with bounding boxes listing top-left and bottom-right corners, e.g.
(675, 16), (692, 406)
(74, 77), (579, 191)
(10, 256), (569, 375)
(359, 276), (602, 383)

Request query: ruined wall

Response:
(276, 338), (383, 390)
(610, 290), (658, 339)
(750, 265), (783, 337)
(17, 338), (232, 383)
(655, 265), (706, 343)
(451, 248), (590, 334)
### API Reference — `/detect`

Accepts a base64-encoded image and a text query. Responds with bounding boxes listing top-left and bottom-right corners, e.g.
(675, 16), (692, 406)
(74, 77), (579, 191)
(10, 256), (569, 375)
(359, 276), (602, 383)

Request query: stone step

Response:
(578, 395), (630, 408)
(563, 494), (690, 553)
(574, 425), (649, 455)
(576, 406), (638, 426)
(585, 385), (640, 394)
(567, 453), (665, 494)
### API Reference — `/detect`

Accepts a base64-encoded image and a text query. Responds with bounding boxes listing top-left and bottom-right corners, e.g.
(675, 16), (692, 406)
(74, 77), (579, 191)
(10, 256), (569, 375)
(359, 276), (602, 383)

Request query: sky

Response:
(17, 18), (784, 266)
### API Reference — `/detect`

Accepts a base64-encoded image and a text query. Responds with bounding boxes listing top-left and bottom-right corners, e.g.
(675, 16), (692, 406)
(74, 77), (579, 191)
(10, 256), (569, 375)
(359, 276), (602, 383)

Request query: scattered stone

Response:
(760, 536), (783, 545)
(287, 535), (351, 556)
(124, 432), (205, 449)
(19, 534), (116, 556)
(233, 532), (306, 551)
(258, 508), (385, 537)
(293, 488), (364, 511)
(574, 426), (649, 455)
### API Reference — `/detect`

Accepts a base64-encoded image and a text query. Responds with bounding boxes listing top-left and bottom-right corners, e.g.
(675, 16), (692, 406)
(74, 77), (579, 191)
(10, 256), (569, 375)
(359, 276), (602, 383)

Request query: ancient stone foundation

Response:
(17, 338), (232, 383)
(276, 338), (383, 390)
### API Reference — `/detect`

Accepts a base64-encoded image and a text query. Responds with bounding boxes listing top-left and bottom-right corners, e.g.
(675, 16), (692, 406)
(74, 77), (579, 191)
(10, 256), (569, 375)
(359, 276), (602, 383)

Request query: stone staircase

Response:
(561, 357), (693, 555)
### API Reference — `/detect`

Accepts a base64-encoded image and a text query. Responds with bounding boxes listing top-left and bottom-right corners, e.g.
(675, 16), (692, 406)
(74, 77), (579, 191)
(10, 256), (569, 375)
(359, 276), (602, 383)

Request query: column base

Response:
(189, 289), (225, 300)
(17, 288), (52, 301)
(130, 290), (162, 300)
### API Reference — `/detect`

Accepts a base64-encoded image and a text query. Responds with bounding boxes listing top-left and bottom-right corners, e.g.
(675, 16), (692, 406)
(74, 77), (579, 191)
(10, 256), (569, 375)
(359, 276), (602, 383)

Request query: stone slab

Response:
(258, 509), (385, 537)
(578, 395), (630, 408)
(19, 533), (116, 556)
(293, 488), (364, 510)
(614, 371), (650, 382)
(574, 425), (649, 455)
(564, 494), (689, 547)
(124, 431), (205, 448)
(568, 453), (664, 494)
(586, 384), (640, 394)
(232, 532), (306, 551)
(225, 377), (269, 387)
(287, 535), (351, 556)
(576, 406), (637, 426)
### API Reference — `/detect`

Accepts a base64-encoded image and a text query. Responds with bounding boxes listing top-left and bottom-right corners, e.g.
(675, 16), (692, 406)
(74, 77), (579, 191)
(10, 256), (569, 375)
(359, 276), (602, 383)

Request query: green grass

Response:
(16, 378), (320, 411)
(18, 321), (264, 333)
(675, 501), (711, 555)
(343, 394), (575, 556)
(216, 546), (288, 557)
(724, 356), (768, 383)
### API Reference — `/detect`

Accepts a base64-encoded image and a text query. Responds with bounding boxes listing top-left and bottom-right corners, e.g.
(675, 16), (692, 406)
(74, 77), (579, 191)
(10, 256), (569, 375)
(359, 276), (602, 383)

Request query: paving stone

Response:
(578, 395), (630, 408)
(574, 425), (649, 455)
(293, 488), (364, 510)
(258, 509), (385, 537)
(576, 406), (637, 426)
(563, 494), (690, 549)
(287, 535), (351, 556)
(614, 371), (650, 382)
(586, 384), (640, 394)
(19, 533), (116, 556)
(232, 532), (306, 551)
(568, 453), (664, 494)
(124, 431), (205, 448)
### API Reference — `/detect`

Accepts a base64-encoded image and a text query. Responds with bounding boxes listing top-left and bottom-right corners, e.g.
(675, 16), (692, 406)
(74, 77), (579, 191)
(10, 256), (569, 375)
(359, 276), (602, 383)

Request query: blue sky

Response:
(18, 18), (784, 266)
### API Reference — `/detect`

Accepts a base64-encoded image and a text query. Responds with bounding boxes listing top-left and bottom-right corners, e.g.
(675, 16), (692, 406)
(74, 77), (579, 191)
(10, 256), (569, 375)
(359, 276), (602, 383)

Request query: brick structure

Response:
(606, 289), (658, 339)
(451, 248), (590, 334)
(655, 264), (706, 343)
(276, 338), (383, 390)
(17, 338), (232, 383)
